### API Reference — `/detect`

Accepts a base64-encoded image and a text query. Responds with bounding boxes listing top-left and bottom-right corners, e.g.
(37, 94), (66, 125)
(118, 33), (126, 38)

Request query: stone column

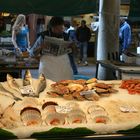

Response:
(97, 0), (120, 80)
(28, 14), (37, 46)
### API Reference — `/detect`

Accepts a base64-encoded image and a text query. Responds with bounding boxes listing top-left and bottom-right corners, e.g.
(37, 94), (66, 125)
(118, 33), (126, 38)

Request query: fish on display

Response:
(0, 83), (22, 101)
(23, 70), (33, 86)
(6, 74), (20, 92)
(35, 74), (46, 96)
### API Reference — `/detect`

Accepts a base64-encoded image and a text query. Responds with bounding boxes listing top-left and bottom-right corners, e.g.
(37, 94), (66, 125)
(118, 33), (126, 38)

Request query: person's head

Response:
(12, 14), (26, 30)
(64, 21), (70, 30)
(81, 20), (86, 27)
(49, 16), (64, 34)
(120, 17), (125, 26)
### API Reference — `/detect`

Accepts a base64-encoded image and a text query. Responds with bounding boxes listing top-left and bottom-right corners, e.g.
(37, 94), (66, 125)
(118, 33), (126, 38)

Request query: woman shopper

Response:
(12, 14), (30, 55)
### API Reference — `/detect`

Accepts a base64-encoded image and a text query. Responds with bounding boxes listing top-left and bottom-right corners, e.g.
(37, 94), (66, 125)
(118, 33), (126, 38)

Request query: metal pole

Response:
(97, 0), (120, 80)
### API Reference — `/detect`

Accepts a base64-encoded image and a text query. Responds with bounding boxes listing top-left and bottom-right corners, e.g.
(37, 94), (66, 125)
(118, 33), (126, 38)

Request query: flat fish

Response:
(6, 74), (20, 92)
(23, 70), (33, 86)
(35, 74), (46, 96)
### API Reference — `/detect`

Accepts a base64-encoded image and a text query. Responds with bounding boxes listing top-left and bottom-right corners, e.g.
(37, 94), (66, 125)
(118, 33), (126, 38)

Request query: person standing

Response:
(119, 18), (131, 55)
(64, 21), (78, 75)
(76, 20), (91, 66)
(29, 17), (73, 82)
(12, 14), (30, 55)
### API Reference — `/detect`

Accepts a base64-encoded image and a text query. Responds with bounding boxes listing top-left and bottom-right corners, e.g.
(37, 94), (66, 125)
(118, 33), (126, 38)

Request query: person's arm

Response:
(12, 30), (21, 51)
(123, 27), (130, 51)
(27, 30), (30, 49)
(87, 28), (91, 42)
(76, 28), (79, 41)
(29, 36), (43, 57)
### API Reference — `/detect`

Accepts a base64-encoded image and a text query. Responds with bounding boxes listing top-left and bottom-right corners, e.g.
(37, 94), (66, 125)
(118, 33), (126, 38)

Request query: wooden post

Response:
(97, 0), (120, 80)
(28, 14), (37, 46)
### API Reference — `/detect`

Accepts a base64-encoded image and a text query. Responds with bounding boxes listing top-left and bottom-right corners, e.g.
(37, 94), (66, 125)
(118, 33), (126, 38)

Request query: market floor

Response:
(22, 57), (96, 79)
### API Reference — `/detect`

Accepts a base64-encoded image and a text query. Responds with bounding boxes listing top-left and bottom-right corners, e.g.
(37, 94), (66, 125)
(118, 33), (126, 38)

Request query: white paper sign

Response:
(20, 85), (34, 96)
(55, 106), (72, 114)
(80, 90), (96, 96)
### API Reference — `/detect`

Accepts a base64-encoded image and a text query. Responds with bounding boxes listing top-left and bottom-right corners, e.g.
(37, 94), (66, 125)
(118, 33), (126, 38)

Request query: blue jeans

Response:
(68, 53), (78, 75)
(78, 42), (88, 62)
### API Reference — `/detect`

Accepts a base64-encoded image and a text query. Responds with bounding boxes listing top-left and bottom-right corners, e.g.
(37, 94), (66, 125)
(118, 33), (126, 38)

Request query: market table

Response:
(0, 75), (140, 139)
(0, 56), (39, 81)
(96, 60), (140, 80)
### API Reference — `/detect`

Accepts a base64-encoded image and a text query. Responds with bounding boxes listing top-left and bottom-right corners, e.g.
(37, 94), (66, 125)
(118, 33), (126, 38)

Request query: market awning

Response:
(128, 0), (140, 21)
(0, 0), (98, 16)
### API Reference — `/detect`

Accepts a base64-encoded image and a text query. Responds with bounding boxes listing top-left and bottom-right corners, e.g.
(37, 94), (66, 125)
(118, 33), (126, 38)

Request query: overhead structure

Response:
(0, 0), (97, 16)
(128, 0), (140, 21)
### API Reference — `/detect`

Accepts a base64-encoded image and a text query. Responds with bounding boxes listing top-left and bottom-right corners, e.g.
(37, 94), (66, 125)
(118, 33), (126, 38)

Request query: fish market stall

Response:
(0, 54), (39, 81)
(0, 71), (140, 139)
(96, 60), (140, 80)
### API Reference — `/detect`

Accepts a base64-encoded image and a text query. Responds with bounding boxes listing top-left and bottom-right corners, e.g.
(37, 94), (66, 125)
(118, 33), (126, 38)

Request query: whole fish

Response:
(6, 74), (20, 92)
(36, 74), (46, 96)
(23, 70), (33, 86)
(0, 83), (22, 101)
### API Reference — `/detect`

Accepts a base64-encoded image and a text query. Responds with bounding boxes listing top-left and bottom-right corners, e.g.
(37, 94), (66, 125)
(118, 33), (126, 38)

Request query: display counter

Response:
(0, 73), (140, 139)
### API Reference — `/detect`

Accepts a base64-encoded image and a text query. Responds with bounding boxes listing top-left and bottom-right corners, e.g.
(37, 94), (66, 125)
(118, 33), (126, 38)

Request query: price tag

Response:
(20, 85), (34, 96)
(55, 106), (72, 114)
(80, 90), (96, 96)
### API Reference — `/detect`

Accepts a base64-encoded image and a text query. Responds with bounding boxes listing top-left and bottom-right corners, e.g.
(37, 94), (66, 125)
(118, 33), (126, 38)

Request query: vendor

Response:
(29, 16), (73, 82)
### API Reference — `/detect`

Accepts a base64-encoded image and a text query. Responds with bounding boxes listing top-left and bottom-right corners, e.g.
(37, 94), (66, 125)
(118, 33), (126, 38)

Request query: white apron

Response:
(39, 54), (74, 82)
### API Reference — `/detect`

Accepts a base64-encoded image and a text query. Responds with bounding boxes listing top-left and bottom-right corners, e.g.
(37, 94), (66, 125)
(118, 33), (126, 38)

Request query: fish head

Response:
(24, 70), (32, 79)
(39, 73), (46, 81)
(7, 74), (14, 81)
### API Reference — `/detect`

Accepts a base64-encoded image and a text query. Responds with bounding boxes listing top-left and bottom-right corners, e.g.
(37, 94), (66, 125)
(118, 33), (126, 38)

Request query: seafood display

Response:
(47, 79), (118, 101)
(7, 74), (21, 92)
(67, 108), (86, 124)
(0, 73), (140, 138)
(87, 104), (110, 124)
(1, 70), (47, 99)
(36, 74), (47, 97)
(120, 79), (140, 94)
(23, 70), (33, 86)
(120, 105), (138, 113)
(20, 107), (42, 126)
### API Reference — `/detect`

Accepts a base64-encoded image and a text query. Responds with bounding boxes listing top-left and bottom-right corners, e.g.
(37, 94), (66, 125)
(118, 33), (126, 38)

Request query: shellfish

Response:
(67, 109), (86, 124)
(87, 105), (105, 114)
(20, 107), (42, 126)
(93, 116), (111, 124)
(42, 101), (58, 111)
(45, 112), (65, 125)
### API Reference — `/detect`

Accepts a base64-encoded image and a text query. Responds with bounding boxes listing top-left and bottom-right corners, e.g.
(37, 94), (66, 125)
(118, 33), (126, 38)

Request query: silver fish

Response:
(0, 83), (22, 101)
(36, 74), (46, 96)
(6, 74), (20, 92)
(23, 70), (33, 86)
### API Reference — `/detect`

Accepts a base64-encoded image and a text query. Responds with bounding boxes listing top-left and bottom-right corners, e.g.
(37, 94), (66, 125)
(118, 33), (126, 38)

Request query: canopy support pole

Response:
(97, 0), (120, 80)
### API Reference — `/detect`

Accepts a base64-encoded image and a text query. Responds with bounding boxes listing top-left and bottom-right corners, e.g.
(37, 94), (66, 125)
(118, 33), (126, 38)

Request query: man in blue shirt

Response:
(119, 18), (131, 55)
